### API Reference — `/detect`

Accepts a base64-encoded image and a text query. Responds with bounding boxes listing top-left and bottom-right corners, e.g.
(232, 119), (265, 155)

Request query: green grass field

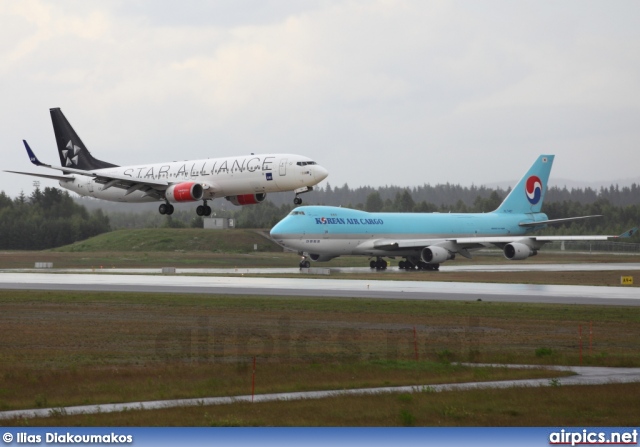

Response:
(18, 383), (640, 427)
(1, 290), (639, 426)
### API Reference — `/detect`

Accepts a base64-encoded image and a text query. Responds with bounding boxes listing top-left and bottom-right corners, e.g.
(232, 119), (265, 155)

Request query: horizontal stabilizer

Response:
(519, 215), (603, 227)
(17, 140), (169, 190)
(3, 170), (73, 181)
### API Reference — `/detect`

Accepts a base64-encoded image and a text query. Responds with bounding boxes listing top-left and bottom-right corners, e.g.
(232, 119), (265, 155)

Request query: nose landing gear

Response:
(293, 186), (313, 205)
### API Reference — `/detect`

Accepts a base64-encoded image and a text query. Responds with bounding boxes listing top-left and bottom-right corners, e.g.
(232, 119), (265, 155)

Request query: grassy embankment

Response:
(1, 290), (639, 426)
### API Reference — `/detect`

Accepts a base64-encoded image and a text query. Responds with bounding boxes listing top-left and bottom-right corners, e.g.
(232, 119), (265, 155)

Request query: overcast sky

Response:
(2, 0), (639, 198)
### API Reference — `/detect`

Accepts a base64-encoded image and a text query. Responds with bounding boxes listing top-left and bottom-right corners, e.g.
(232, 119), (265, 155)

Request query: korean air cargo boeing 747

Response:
(6, 108), (328, 216)
(270, 155), (636, 269)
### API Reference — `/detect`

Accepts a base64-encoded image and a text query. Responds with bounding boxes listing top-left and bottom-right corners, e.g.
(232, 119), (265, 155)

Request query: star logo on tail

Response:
(64, 140), (81, 166)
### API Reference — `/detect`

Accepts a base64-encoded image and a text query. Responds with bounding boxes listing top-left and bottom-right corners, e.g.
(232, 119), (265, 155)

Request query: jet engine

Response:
(421, 246), (453, 264)
(225, 193), (267, 206)
(504, 242), (537, 260)
(165, 182), (203, 202)
(309, 253), (338, 262)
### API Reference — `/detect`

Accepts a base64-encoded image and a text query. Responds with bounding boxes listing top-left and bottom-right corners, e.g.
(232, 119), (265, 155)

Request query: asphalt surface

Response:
(5, 262), (640, 275)
(1, 268), (639, 305)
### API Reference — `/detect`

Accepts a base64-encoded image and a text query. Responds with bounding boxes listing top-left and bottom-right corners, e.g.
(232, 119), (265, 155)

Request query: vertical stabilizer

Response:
(494, 154), (554, 214)
(50, 108), (118, 170)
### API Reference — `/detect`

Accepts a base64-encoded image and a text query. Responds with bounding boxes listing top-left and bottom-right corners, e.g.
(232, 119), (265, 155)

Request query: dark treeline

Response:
(264, 182), (640, 209)
(0, 187), (111, 249)
(72, 181), (640, 236)
(231, 190), (640, 238)
(2, 180), (638, 250)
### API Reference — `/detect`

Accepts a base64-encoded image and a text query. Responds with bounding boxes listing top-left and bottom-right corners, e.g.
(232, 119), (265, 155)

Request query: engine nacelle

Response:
(225, 193), (267, 206)
(504, 242), (537, 260)
(421, 246), (453, 264)
(309, 253), (338, 262)
(165, 182), (203, 203)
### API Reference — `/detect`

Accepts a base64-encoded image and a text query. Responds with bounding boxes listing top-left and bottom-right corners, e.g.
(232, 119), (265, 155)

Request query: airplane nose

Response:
(269, 221), (283, 237)
(314, 165), (329, 182)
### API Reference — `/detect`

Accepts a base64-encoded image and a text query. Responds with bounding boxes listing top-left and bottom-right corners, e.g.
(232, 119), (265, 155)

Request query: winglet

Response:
(23, 140), (43, 166)
(618, 227), (638, 239)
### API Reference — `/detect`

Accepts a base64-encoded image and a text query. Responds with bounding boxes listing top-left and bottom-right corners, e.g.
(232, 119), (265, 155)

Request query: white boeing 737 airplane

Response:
(270, 155), (636, 269)
(7, 108), (328, 216)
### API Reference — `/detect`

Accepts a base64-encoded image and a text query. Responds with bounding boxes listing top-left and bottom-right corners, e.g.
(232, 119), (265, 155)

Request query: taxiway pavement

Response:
(1, 268), (639, 306)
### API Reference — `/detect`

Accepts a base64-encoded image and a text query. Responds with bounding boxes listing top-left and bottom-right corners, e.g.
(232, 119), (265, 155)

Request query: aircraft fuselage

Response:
(60, 153), (323, 202)
(270, 206), (548, 257)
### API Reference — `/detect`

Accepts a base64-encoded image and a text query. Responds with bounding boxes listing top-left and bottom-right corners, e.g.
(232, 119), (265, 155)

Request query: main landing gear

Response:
(159, 202), (174, 215)
(398, 258), (440, 271)
(196, 200), (212, 217)
(299, 256), (311, 269)
(369, 257), (388, 270)
(159, 200), (212, 216)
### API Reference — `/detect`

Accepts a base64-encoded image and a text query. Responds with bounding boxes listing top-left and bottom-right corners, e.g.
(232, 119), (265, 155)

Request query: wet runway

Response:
(1, 268), (639, 305)
(3, 262), (640, 276)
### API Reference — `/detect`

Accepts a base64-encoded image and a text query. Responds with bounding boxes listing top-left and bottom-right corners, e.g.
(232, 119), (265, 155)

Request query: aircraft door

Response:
(279, 158), (287, 176)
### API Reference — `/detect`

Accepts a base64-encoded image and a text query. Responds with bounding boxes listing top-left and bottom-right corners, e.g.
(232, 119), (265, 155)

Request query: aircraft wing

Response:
(13, 140), (169, 198)
(368, 227), (636, 257)
(454, 227), (636, 245)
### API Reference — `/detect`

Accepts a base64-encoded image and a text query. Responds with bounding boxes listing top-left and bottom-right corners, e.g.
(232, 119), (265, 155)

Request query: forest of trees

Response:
(75, 181), (640, 239)
(0, 187), (111, 249)
(227, 187), (640, 238)
(1, 181), (639, 249)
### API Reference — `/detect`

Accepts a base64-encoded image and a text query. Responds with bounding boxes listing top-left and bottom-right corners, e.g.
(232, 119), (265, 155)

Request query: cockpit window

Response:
(290, 211), (305, 215)
(296, 161), (316, 166)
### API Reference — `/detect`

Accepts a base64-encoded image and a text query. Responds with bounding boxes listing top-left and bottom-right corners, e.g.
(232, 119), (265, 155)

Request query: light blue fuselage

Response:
(270, 206), (548, 257)
(271, 154), (555, 260)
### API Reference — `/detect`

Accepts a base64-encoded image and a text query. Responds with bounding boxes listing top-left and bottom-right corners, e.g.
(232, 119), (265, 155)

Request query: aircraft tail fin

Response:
(618, 227), (638, 239)
(494, 155), (554, 214)
(50, 108), (119, 170)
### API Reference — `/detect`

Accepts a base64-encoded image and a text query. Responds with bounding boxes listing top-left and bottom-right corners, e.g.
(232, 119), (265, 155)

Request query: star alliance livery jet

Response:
(270, 155), (636, 270)
(7, 108), (328, 216)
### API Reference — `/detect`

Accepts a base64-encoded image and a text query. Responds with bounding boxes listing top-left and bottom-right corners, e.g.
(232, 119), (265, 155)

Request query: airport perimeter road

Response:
(1, 272), (639, 306)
